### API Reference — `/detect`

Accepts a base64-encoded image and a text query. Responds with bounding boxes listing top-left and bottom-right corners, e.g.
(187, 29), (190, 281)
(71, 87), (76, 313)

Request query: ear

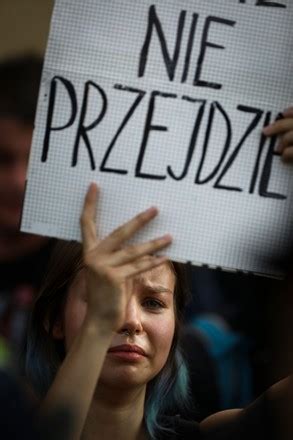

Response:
(52, 319), (64, 340)
(44, 317), (64, 340)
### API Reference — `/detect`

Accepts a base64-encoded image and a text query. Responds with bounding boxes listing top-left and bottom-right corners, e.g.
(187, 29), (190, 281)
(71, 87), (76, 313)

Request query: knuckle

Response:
(135, 255), (152, 269)
(99, 266), (114, 279)
(152, 237), (163, 246)
(133, 212), (148, 229)
(147, 240), (159, 251)
(103, 269), (122, 287)
(83, 253), (94, 267)
(84, 258), (115, 281)
(151, 237), (167, 249)
(132, 259), (144, 270)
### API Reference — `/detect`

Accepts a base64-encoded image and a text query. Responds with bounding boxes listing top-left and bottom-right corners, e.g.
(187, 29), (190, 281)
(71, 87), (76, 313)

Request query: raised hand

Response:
(80, 183), (172, 333)
(263, 107), (293, 163)
(40, 184), (172, 439)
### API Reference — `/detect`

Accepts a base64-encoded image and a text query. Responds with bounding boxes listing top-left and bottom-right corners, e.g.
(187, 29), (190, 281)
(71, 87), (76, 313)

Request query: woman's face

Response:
(53, 263), (176, 390)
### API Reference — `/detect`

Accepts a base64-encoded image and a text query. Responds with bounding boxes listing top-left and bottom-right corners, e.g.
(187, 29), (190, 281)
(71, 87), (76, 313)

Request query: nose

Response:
(119, 296), (143, 336)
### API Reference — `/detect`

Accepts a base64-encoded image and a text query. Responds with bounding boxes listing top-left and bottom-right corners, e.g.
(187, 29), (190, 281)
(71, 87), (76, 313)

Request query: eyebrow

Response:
(143, 284), (173, 295)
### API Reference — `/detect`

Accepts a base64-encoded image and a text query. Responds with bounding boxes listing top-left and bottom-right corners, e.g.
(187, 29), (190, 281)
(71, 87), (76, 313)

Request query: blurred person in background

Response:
(0, 54), (54, 359)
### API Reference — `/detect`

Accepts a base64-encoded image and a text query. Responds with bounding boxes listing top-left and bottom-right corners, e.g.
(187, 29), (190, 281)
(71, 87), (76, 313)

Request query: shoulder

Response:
(200, 409), (242, 433)
(199, 393), (277, 440)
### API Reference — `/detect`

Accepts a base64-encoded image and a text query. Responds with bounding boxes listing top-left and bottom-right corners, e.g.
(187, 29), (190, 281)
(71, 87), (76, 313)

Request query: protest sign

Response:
(21, 0), (293, 276)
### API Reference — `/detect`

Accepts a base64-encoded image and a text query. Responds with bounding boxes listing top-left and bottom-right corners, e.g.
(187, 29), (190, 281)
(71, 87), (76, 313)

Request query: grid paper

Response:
(21, 0), (293, 277)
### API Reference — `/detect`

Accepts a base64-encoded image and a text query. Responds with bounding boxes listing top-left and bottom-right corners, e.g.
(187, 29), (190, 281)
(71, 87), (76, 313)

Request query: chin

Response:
(99, 364), (151, 389)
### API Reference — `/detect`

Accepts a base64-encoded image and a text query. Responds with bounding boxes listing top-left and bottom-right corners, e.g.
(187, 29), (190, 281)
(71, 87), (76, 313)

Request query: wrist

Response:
(82, 314), (115, 340)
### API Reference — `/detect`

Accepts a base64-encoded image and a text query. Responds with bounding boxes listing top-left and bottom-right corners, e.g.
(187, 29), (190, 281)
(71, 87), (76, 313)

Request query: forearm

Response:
(41, 318), (113, 440)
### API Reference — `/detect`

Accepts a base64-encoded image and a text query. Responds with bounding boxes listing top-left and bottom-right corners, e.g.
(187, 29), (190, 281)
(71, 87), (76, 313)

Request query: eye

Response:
(0, 151), (14, 167)
(143, 298), (165, 310)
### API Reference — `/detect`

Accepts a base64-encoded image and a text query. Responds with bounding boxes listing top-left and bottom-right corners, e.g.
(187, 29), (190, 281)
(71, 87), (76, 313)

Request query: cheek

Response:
(150, 313), (175, 369)
(64, 300), (87, 350)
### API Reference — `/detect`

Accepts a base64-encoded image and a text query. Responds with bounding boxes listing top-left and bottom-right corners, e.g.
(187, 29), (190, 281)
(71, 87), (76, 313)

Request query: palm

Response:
(80, 183), (172, 333)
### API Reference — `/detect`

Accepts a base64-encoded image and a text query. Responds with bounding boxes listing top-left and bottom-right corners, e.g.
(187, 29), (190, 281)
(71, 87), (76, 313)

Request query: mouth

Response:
(107, 344), (146, 361)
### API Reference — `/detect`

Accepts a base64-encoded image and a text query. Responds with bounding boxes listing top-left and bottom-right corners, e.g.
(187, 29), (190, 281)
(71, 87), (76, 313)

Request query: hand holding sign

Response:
(263, 108), (293, 163)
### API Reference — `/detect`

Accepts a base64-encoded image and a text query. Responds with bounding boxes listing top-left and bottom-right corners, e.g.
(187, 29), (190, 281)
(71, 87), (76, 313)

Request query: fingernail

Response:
(275, 143), (283, 153)
(262, 125), (272, 135)
(89, 182), (97, 191)
(281, 154), (289, 163)
(146, 206), (158, 216)
(283, 106), (293, 114)
(162, 234), (172, 242)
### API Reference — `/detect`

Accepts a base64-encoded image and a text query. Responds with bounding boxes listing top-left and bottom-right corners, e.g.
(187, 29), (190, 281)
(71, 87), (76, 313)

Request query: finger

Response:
(108, 234), (172, 267)
(282, 146), (293, 163)
(276, 132), (293, 153)
(99, 206), (159, 252)
(80, 183), (99, 251)
(263, 119), (293, 137)
(117, 255), (170, 279)
(282, 107), (293, 118)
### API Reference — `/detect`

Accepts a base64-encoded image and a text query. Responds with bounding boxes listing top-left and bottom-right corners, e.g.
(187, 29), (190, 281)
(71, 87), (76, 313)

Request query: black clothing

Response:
(0, 369), (74, 440)
(0, 370), (38, 439)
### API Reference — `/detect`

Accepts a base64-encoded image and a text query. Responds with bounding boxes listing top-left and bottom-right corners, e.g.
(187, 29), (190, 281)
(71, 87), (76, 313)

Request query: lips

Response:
(108, 344), (146, 356)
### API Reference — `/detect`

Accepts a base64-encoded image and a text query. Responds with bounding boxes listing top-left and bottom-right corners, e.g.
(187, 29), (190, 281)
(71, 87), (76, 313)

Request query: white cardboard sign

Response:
(21, 0), (293, 276)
